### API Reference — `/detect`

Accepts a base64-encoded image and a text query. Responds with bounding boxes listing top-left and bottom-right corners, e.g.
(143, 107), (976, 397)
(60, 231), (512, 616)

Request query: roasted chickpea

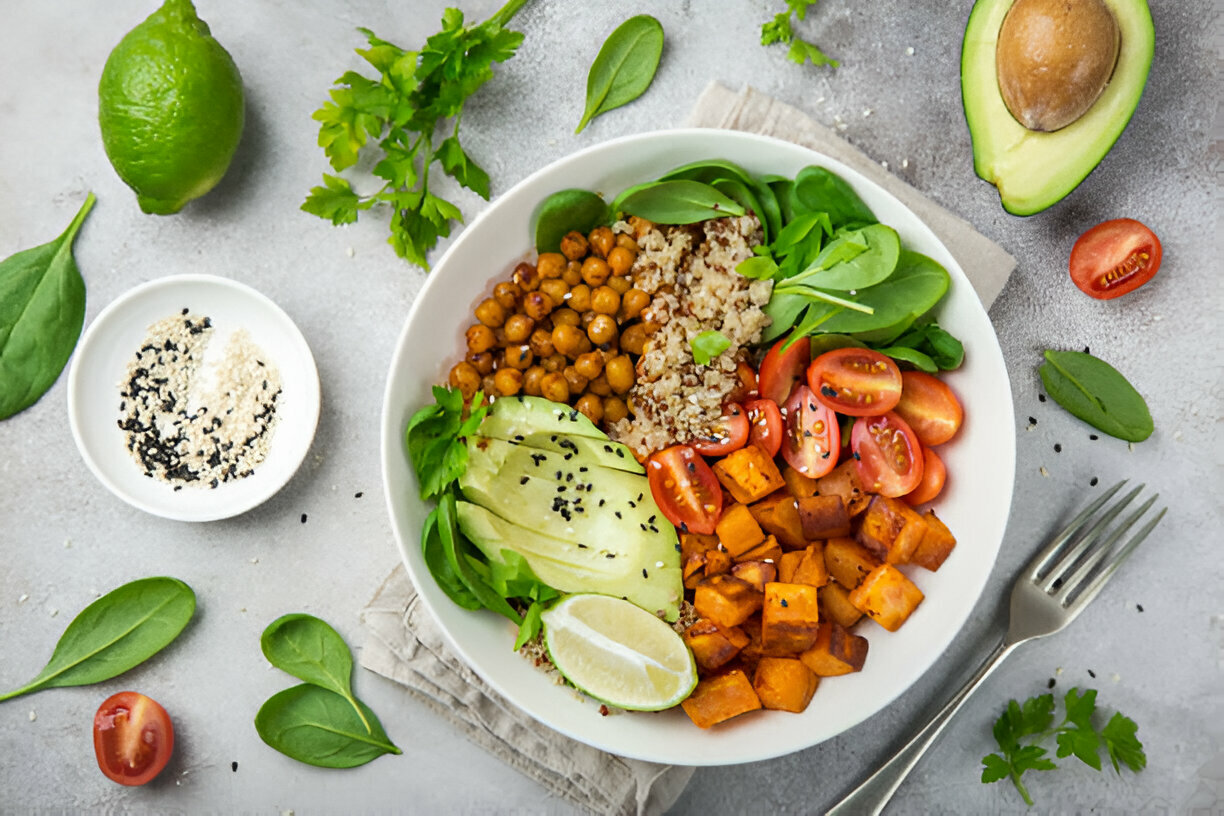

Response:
(542, 353), (567, 373)
(494, 367), (523, 396)
(539, 372), (570, 403)
(474, 298), (505, 328)
(590, 285), (621, 316)
(567, 284), (592, 313)
(574, 334), (593, 357)
(523, 365), (546, 396)
(503, 314), (535, 344)
(627, 216), (654, 240)
(504, 345), (533, 370)
(620, 288), (651, 322)
(559, 231), (589, 261)
(448, 361), (481, 399)
(606, 275), (632, 295)
(587, 314), (618, 346)
(465, 323), (496, 353)
(522, 291), (555, 321)
(575, 393), (604, 424)
(493, 280), (521, 310)
(602, 395), (630, 423)
(539, 278), (569, 306)
(607, 245), (636, 277)
(536, 252), (566, 279)
(480, 373), (497, 396)
(574, 351), (605, 380)
(614, 233), (639, 252)
(467, 350), (494, 375)
(588, 226), (615, 259)
(620, 323), (648, 356)
(512, 261), (540, 292)
(580, 256), (611, 287)
(551, 307), (581, 327)
(581, 309), (598, 329)
(605, 354), (635, 394)
(562, 260), (584, 286)
(551, 323), (584, 357)
(587, 373), (612, 397)
(562, 366), (589, 394)
(529, 328), (555, 358)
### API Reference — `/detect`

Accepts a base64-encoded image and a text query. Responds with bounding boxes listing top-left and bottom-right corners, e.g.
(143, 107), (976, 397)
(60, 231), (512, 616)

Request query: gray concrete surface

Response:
(1, 0), (1220, 813)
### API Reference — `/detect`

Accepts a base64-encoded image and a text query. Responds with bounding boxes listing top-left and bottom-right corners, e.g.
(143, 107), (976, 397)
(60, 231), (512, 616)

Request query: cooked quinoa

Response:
(607, 215), (772, 456)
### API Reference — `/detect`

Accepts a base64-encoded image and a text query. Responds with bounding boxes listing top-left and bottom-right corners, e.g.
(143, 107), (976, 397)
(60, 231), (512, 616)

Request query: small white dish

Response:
(68, 274), (320, 522)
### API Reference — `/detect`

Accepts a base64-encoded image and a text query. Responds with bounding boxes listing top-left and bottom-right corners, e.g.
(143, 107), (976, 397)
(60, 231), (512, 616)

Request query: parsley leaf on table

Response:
(760, 1), (839, 68)
(303, 0), (530, 269)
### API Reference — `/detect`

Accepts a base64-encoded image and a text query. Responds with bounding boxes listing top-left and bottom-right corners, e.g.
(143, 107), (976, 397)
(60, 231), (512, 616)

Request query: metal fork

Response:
(826, 480), (1167, 816)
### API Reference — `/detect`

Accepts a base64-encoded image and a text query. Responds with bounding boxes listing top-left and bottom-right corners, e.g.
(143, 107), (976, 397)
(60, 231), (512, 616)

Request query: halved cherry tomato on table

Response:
(808, 348), (902, 417)
(646, 445), (723, 534)
(691, 403), (749, 456)
(1069, 218), (1162, 300)
(780, 385), (840, 478)
(758, 336), (810, 405)
(93, 691), (174, 786)
(851, 411), (924, 497)
(893, 371), (963, 446)
(904, 446), (946, 506)
(744, 398), (783, 457)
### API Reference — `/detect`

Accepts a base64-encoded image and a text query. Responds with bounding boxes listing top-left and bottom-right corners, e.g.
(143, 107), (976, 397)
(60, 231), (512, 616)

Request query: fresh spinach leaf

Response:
(0, 576), (194, 702)
(514, 601), (545, 651)
(815, 250), (949, 334)
(438, 490), (522, 624)
(793, 165), (875, 228)
(875, 345), (937, 372)
(1039, 350), (1153, 442)
(617, 180), (746, 224)
(808, 334), (867, 357)
(791, 223), (899, 291)
(422, 503), (482, 611)
(261, 614), (370, 732)
(890, 322), (965, 370)
(576, 15), (664, 133)
(691, 330), (732, 365)
(710, 179), (769, 241)
(0, 193), (95, 420)
(659, 158), (756, 187)
(534, 189), (609, 253)
(255, 684), (401, 768)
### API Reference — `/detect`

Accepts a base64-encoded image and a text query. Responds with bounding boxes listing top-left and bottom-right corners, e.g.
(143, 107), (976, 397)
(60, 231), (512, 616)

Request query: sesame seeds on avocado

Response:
(961, 0), (1154, 215)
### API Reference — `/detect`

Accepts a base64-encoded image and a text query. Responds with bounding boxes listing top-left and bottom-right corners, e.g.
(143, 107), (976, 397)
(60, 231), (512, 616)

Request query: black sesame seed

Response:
(606, 553), (615, 559)
(852, 451), (860, 460)
(231, 761), (238, 772)
(1027, 416), (1037, 426)
(355, 492), (363, 498)
(1089, 434), (1099, 440)
(1137, 604), (1144, 612)
(1038, 394), (1047, 402)
(1088, 669), (1096, 678)
(598, 499), (605, 507)
(1047, 678), (1056, 689)
(1054, 443), (1062, 453)
(520, 476), (529, 485)
(642, 568), (649, 579)
(300, 513), (307, 524)
(780, 599), (788, 607)
(615, 511), (622, 519)
(1090, 477), (1099, 486)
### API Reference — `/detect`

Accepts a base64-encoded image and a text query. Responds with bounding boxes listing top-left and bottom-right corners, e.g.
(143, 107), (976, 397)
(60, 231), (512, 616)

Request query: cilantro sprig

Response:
(982, 687), (1146, 805)
(303, 0), (530, 269)
(405, 386), (489, 500)
(760, 1), (839, 68)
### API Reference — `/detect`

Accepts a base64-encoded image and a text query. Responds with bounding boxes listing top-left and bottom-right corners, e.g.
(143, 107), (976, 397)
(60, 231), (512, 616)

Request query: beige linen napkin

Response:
(359, 82), (1017, 816)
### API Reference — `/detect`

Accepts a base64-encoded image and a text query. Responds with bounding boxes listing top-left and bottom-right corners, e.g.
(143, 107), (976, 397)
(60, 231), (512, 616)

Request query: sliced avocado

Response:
(961, 0), (1154, 215)
(480, 395), (606, 441)
(456, 501), (682, 621)
(472, 433), (643, 474)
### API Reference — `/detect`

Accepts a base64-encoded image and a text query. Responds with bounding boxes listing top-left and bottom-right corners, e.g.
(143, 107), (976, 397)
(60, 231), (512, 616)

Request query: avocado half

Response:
(961, 0), (1154, 215)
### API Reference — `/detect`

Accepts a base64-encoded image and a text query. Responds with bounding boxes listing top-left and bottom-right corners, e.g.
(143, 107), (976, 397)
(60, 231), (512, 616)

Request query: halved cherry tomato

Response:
(1069, 218), (1161, 300)
(808, 348), (902, 417)
(727, 360), (759, 404)
(758, 336), (810, 405)
(893, 371), (963, 446)
(646, 445), (723, 534)
(851, 411), (924, 497)
(780, 385), (840, 478)
(93, 691), (174, 786)
(904, 447), (946, 506)
(745, 398), (783, 457)
(691, 403), (749, 456)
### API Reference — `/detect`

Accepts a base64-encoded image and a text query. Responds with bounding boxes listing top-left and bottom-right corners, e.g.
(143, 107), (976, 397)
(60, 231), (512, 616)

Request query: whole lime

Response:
(98, 0), (244, 215)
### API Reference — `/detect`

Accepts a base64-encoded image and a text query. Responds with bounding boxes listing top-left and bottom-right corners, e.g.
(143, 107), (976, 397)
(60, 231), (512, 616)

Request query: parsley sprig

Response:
(982, 687), (1146, 805)
(760, 1), (839, 68)
(303, 0), (530, 269)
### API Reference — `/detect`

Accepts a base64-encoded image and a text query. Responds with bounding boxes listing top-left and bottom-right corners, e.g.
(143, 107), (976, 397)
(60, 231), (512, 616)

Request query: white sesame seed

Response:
(49, 608), (59, 617)
(18, 594), (28, 604)
(902, 159), (909, 169)
(863, 109), (873, 118)
(29, 711), (36, 722)
(345, 246), (355, 257)
(1040, 466), (1049, 477)
(880, 161), (889, 170)
(906, 47), (915, 56)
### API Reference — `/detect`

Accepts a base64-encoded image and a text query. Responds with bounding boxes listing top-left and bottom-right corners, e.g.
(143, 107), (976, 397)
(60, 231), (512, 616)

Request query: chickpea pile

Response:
(448, 224), (656, 427)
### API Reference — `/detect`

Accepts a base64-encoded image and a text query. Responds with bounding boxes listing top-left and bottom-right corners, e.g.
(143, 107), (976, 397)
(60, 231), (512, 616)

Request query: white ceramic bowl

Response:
(381, 129), (1015, 764)
(68, 274), (320, 522)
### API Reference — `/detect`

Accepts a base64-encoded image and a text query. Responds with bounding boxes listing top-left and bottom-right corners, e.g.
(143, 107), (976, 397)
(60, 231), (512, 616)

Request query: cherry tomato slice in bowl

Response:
(690, 403), (749, 456)
(646, 445), (723, 535)
(94, 691), (174, 786)
(808, 348), (902, 417)
(893, 371), (963, 447)
(851, 411), (924, 497)
(904, 446), (946, 506)
(745, 398), (783, 458)
(1069, 218), (1161, 300)
(758, 335), (810, 405)
(780, 385), (840, 479)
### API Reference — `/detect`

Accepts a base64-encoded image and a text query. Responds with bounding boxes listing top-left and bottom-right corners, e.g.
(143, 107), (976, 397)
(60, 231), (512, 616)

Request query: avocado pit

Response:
(996, 0), (1121, 132)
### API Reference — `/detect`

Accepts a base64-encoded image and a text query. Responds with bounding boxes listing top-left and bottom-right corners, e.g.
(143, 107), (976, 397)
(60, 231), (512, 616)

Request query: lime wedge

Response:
(541, 594), (697, 711)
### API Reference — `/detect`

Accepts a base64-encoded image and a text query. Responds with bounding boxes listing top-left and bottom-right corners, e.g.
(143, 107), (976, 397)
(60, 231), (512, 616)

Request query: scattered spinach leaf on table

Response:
(576, 15), (664, 134)
(0, 192), (95, 420)
(0, 576), (195, 702)
(760, 0), (839, 68)
(255, 684), (401, 769)
(534, 189), (609, 253)
(1039, 350), (1153, 442)
(261, 613), (371, 731)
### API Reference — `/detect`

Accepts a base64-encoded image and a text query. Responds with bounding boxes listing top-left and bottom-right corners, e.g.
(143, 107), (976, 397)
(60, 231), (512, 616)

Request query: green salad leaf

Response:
(405, 386), (489, 500)
(691, 330), (732, 365)
(1039, 350), (1153, 442)
(576, 15), (664, 133)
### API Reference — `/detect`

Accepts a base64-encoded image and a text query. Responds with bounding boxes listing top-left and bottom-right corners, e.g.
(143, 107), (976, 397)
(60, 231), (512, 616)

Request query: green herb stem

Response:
(489, 0), (530, 28)
(774, 285), (874, 314)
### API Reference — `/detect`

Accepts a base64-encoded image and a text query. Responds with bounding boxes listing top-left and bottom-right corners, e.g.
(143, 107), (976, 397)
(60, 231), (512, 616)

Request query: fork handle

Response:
(825, 638), (1018, 816)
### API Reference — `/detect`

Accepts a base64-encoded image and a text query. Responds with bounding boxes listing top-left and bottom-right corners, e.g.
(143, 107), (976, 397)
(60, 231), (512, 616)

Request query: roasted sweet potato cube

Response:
(856, 495), (929, 564)
(814, 460), (871, 515)
(704, 548), (732, 577)
(777, 550), (806, 584)
(782, 465), (819, 499)
(731, 560), (777, 592)
(910, 510), (957, 571)
(713, 445), (786, 504)
(734, 535), (783, 565)
(736, 613), (765, 671)
(715, 503), (765, 557)
(683, 619), (750, 672)
(693, 574), (763, 628)
(797, 494), (851, 539)
(761, 582), (821, 653)
(849, 564), (925, 632)
(824, 537), (881, 590)
(681, 532), (720, 563)
(683, 552), (707, 589)
(819, 581), (864, 628)
(753, 657), (819, 712)
(681, 670), (762, 728)
(749, 491), (807, 549)
(791, 543), (829, 588)
(799, 621), (869, 676)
